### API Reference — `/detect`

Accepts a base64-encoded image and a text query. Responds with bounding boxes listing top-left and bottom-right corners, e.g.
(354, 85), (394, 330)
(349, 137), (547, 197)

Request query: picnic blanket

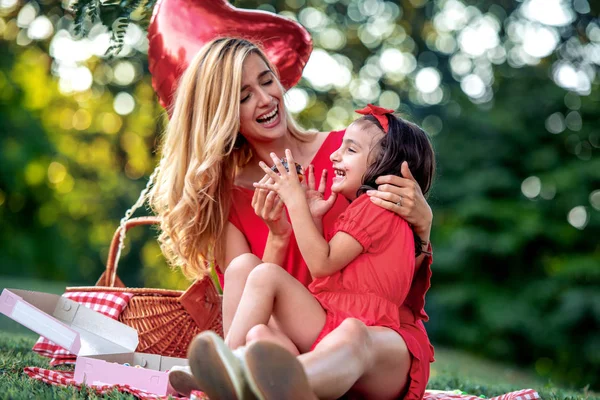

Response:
(24, 366), (540, 400)
(25, 291), (540, 400)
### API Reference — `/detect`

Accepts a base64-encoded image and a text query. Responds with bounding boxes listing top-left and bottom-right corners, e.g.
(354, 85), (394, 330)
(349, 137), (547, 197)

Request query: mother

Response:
(150, 38), (434, 399)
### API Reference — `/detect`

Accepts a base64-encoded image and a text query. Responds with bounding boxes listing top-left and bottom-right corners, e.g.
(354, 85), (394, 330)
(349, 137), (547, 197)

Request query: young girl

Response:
(189, 104), (435, 400)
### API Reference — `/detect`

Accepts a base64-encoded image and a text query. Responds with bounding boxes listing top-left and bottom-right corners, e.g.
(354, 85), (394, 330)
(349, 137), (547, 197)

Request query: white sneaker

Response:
(188, 331), (256, 400)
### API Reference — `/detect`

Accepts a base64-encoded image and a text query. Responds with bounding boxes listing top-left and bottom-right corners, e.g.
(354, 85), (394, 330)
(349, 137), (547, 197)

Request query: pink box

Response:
(0, 289), (188, 395)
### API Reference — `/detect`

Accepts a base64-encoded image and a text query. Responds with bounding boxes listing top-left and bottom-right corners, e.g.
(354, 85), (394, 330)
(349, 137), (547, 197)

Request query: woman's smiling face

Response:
(330, 120), (384, 201)
(238, 52), (287, 144)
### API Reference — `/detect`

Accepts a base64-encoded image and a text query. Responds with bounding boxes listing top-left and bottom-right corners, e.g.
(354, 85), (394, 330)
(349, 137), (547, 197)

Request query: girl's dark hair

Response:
(356, 114), (436, 257)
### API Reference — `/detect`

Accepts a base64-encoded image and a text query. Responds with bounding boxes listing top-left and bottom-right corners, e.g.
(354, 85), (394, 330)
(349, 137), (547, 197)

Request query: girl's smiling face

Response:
(330, 120), (384, 201)
(238, 53), (287, 144)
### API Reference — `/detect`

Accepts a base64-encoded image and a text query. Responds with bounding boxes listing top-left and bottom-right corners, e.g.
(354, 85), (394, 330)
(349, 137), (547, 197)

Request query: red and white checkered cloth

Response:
(32, 291), (134, 365)
(24, 368), (540, 400)
(23, 367), (188, 400)
(422, 389), (540, 400)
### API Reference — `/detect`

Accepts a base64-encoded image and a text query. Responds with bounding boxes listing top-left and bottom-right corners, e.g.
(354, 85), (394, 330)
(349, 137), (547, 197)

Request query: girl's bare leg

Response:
(223, 254), (301, 354)
(225, 263), (326, 351)
(298, 319), (411, 400)
(246, 324), (300, 356)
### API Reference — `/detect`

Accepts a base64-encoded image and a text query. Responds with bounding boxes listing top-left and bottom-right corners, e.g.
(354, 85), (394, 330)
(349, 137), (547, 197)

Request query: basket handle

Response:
(96, 216), (161, 287)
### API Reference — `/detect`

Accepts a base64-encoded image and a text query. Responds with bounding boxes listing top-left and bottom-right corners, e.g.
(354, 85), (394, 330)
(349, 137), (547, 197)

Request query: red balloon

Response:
(147, 0), (313, 110)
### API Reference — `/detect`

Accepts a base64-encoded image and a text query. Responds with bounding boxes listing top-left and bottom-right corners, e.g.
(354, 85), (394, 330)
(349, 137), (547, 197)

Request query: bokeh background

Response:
(0, 0), (598, 392)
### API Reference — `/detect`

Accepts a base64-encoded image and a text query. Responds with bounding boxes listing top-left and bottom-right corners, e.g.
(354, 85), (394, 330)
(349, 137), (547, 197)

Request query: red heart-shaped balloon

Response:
(147, 0), (313, 110)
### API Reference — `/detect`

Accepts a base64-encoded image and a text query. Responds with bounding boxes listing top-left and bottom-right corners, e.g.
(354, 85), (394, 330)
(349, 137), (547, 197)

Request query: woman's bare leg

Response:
(298, 319), (411, 400)
(225, 263), (326, 351)
(222, 253), (262, 335)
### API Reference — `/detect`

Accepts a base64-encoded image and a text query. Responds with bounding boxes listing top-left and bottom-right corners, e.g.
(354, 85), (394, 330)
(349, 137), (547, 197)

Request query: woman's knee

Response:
(335, 319), (373, 366)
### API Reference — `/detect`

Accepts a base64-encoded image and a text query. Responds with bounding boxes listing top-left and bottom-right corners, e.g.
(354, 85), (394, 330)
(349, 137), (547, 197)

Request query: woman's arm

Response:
(218, 222), (252, 271)
(366, 161), (432, 251)
(251, 175), (292, 265)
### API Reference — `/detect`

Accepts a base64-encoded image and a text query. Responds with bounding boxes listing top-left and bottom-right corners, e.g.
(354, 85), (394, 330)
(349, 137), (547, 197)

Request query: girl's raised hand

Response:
(252, 174), (291, 237)
(305, 165), (337, 220)
(254, 149), (306, 206)
(366, 161), (432, 241)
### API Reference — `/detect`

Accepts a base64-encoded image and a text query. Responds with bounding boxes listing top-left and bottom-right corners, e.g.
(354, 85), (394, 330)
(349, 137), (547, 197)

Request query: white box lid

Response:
(0, 289), (138, 356)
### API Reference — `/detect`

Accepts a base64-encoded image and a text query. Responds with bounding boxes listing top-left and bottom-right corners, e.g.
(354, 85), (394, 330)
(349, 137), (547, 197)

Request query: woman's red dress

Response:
(227, 130), (434, 399)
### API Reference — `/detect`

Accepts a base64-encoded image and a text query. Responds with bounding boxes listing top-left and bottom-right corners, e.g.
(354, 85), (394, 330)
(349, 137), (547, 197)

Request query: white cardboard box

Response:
(0, 288), (188, 395)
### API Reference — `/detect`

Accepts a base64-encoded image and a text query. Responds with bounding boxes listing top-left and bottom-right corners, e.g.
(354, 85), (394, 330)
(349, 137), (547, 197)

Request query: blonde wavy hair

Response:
(149, 37), (314, 280)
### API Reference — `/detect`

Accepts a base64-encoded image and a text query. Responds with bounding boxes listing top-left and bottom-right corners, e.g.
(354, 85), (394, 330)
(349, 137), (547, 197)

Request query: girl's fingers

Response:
(318, 169), (328, 194)
(325, 191), (337, 207)
(284, 149), (299, 179)
(308, 165), (316, 190)
(270, 153), (288, 176)
(300, 165), (308, 189)
(259, 161), (281, 181)
(253, 182), (277, 191)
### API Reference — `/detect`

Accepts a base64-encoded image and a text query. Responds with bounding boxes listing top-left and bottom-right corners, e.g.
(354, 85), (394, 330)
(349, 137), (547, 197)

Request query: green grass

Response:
(0, 331), (596, 400)
(0, 276), (597, 399)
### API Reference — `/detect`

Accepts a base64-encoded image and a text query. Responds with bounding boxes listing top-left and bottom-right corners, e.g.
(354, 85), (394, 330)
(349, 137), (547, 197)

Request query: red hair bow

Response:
(355, 104), (394, 133)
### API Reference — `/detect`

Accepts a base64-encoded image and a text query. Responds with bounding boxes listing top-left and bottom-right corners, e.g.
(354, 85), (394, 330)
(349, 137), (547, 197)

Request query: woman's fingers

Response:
(369, 186), (414, 201)
(270, 196), (286, 219)
(367, 189), (413, 209)
(400, 161), (416, 182)
(252, 175), (270, 209)
(369, 195), (402, 213)
(375, 175), (419, 192)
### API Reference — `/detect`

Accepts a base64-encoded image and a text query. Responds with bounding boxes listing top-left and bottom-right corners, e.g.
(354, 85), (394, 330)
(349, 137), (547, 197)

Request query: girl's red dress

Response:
(226, 130), (435, 400)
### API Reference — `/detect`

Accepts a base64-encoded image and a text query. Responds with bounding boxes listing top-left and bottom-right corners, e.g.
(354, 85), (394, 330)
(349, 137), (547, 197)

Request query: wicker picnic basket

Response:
(65, 216), (223, 359)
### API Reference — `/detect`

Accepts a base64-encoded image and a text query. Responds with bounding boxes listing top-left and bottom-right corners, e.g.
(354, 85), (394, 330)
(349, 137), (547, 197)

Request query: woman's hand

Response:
(366, 161), (433, 241)
(305, 165), (337, 221)
(252, 174), (291, 238)
(255, 150), (306, 207)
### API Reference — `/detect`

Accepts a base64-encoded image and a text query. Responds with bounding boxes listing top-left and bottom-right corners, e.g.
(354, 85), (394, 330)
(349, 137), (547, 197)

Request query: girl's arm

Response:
(254, 150), (360, 278)
(286, 196), (362, 278)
